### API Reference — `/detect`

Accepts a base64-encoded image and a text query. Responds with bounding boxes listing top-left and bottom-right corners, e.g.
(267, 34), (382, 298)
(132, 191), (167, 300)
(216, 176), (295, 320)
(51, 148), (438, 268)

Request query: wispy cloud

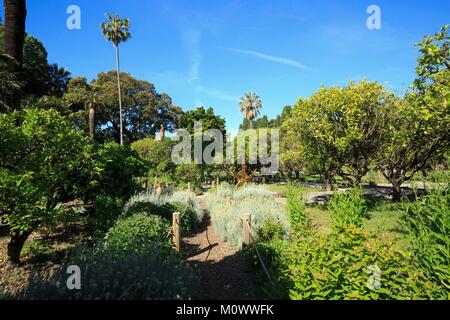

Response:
(196, 85), (239, 103)
(158, 4), (239, 106)
(229, 48), (318, 72)
(195, 99), (205, 108)
(189, 57), (201, 83)
(181, 27), (202, 83)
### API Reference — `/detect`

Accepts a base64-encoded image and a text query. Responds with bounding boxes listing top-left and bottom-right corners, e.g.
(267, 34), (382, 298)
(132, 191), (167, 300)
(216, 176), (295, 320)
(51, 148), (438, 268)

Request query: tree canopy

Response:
(282, 80), (392, 189)
(0, 23), (72, 102)
(62, 71), (183, 144)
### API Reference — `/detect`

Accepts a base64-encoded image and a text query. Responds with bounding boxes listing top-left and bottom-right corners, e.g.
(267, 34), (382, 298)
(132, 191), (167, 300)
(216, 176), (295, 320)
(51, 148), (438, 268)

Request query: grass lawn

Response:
(265, 183), (321, 196)
(306, 200), (410, 249)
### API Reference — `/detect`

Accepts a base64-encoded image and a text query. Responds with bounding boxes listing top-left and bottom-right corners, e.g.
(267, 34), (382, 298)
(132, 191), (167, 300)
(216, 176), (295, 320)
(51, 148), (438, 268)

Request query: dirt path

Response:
(182, 196), (258, 300)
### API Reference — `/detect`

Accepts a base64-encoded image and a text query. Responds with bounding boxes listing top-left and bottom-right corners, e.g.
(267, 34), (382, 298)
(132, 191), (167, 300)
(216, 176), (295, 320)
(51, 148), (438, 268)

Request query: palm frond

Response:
(101, 13), (131, 46)
(239, 92), (263, 122)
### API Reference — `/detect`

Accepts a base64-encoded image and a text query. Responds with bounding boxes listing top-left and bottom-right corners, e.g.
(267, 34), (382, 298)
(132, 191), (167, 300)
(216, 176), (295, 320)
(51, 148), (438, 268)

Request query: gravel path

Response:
(182, 196), (258, 300)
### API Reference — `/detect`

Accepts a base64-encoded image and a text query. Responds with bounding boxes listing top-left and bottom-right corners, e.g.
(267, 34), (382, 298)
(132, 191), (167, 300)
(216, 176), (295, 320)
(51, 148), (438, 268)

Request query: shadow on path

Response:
(182, 206), (258, 300)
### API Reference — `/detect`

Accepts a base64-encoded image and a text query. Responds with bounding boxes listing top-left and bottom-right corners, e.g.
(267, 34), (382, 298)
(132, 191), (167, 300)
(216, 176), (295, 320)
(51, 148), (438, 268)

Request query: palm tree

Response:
(239, 92), (263, 129)
(2, 1), (27, 110)
(0, 54), (24, 112)
(3, 0), (27, 64)
(46, 64), (72, 97)
(101, 13), (131, 145)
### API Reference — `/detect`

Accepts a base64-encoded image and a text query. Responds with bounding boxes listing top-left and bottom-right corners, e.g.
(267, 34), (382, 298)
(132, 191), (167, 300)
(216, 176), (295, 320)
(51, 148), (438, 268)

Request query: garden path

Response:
(182, 195), (258, 300)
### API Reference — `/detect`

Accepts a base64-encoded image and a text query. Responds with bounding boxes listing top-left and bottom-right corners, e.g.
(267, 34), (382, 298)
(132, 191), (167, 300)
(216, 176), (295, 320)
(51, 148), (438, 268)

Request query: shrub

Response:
(88, 193), (124, 236)
(231, 184), (274, 202)
(175, 164), (203, 188)
(286, 185), (309, 231)
(131, 138), (177, 179)
(214, 182), (235, 198)
(205, 184), (290, 247)
(169, 190), (203, 223)
(328, 187), (368, 229)
(281, 227), (429, 300)
(427, 170), (450, 184)
(103, 213), (172, 256)
(123, 190), (203, 235)
(256, 217), (285, 243)
(0, 108), (98, 265)
(401, 187), (450, 299)
(9, 243), (199, 300)
(95, 142), (146, 200)
(243, 239), (288, 299)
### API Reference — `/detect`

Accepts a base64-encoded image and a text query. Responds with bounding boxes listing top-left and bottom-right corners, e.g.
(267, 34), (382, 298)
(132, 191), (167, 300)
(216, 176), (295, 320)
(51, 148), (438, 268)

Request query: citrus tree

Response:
(282, 80), (390, 190)
(0, 108), (98, 266)
(377, 25), (450, 201)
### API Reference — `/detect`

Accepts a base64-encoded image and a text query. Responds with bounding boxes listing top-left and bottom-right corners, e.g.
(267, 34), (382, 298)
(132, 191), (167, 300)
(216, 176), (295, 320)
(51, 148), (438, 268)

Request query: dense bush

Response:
(0, 108), (99, 265)
(7, 206), (199, 300)
(286, 185), (309, 231)
(122, 190), (203, 235)
(401, 187), (450, 299)
(427, 170), (450, 184)
(9, 242), (199, 300)
(328, 187), (368, 229)
(231, 184), (274, 202)
(78, 143), (147, 235)
(282, 227), (428, 300)
(131, 138), (177, 179)
(87, 193), (124, 236)
(213, 182), (235, 198)
(205, 184), (290, 247)
(95, 142), (146, 200)
(103, 213), (172, 256)
(245, 184), (448, 300)
(175, 163), (203, 189)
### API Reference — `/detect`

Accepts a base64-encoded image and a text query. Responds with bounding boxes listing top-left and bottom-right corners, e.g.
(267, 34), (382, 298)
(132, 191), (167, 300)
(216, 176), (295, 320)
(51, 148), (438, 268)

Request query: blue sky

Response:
(3, 0), (450, 129)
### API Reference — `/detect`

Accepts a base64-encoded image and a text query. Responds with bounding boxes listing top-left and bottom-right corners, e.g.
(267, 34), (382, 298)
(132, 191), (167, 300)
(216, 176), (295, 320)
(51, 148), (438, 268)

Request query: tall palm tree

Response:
(239, 92), (263, 129)
(2, 0), (27, 110)
(3, 0), (27, 64)
(0, 54), (24, 112)
(101, 13), (131, 145)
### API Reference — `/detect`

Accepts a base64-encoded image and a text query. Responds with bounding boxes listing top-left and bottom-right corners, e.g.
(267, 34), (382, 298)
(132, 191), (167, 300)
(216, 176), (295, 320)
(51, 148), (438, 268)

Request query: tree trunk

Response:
(155, 124), (165, 141)
(159, 124), (165, 140)
(88, 101), (95, 138)
(115, 45), (124, 146)
(325, 176), (333, 192)
(3, 0), (27, 110)
(3, 0), (27, 64)
(7, 229), (31, 268)
(392, 182), (402, 202)
(248, 119), (253, 130)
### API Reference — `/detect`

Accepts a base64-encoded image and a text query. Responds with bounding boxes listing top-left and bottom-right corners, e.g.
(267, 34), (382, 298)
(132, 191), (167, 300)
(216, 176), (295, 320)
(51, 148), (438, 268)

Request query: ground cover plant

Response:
(7, 240), (199, 300)
(123, 189), (203, 236)
(206, 184), (290, 247)
(3, 200), (201, 300)
(246, 185), (449, 300)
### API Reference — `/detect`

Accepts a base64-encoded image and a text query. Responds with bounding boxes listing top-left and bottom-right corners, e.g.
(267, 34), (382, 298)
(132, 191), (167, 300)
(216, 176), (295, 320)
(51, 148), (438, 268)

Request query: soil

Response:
(0, 223), (88, 297)
(182, 196), (258, 300)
